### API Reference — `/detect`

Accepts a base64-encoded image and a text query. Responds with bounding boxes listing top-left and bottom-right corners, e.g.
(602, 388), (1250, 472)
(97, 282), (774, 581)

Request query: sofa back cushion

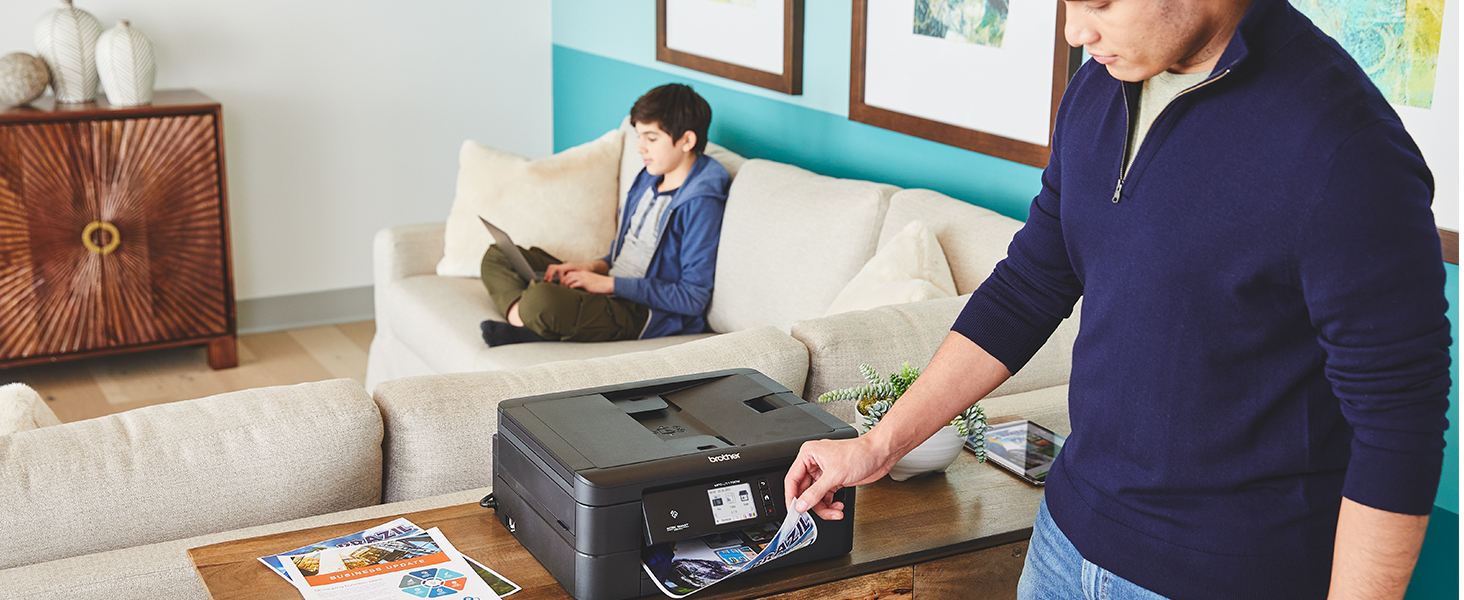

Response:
(879, 189), (1025, 295)
(792, 294), (1080, 423)
(0, 379), (382, 569)
(708, 160), (898, 333)
(374, 326), (810, 503)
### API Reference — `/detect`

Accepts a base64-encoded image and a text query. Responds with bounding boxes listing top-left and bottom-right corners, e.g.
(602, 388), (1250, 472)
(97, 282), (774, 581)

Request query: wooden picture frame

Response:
(851, 0), (1076, 168)
(657, 0), (804, 95)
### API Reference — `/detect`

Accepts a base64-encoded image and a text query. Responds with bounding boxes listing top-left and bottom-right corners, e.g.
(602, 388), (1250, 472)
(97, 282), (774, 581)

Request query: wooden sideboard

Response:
(0, 90), (236, 369)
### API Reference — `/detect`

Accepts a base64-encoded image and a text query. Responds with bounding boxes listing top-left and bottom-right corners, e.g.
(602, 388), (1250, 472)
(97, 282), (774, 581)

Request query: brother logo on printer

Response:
(707, 453), (741, 463)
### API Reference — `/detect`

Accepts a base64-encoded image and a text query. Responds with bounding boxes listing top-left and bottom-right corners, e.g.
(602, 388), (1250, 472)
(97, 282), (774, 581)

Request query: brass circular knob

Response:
(81, 221), (121, 255)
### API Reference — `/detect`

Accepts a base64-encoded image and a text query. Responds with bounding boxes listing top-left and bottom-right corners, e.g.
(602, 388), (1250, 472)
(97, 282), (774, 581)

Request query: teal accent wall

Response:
(1409, 263), (1459, 600)
(553, 0), (852, 116)
(552, 46), (1042, 220)
(552, 1), (1457, 592)
(1442, 263), (1459, 513)
(1408, 506), (1459, 599)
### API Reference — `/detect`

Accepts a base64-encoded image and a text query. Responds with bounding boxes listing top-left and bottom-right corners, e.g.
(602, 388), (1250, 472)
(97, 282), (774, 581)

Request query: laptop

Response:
(479, 217), (547, 281)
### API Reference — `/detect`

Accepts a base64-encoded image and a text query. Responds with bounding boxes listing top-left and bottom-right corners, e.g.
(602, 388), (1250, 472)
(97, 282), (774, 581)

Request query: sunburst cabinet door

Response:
(0, 114), (227, 360)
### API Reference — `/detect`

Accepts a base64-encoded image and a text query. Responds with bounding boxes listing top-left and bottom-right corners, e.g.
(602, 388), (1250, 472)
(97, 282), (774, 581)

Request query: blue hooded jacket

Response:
(603, 153), (730, 339)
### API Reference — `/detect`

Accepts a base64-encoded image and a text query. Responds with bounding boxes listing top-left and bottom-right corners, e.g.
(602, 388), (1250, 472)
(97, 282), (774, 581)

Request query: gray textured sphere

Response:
(0, 52), (50, 106)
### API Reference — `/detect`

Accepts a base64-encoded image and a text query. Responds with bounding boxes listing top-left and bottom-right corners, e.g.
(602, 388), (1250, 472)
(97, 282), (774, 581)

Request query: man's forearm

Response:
(863, 332), (1012, 460)
(1328, 497), (1429, 599)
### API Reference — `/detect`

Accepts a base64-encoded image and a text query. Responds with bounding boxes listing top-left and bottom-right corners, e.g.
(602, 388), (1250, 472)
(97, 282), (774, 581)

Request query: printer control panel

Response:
(642, 469), (786, 546)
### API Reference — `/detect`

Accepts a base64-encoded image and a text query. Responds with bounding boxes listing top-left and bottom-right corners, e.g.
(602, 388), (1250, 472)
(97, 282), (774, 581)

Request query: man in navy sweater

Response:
(784, 1), (1451, 598)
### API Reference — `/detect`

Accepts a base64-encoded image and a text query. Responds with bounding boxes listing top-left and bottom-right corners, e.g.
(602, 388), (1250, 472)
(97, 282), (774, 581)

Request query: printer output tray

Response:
(493, 447), (854, 600)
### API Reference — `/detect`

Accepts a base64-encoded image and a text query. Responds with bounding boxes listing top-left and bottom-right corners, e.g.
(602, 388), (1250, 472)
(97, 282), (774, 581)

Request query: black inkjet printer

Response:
(490, 369), (857, 600)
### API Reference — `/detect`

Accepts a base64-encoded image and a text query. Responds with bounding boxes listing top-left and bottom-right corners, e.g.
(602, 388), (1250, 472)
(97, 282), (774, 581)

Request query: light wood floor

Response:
(0, 321), (375, 424)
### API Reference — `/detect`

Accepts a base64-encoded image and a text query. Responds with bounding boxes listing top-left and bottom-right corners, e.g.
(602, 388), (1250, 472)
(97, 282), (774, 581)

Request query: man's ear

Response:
(678, 131), (698, 152)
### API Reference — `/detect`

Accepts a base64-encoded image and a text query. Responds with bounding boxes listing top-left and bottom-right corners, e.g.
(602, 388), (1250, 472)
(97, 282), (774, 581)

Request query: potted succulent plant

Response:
(818, 362), (987, 481)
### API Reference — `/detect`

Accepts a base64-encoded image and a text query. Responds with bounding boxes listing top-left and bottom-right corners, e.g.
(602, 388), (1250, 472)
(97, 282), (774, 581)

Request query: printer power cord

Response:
(479, 493), (498, 510)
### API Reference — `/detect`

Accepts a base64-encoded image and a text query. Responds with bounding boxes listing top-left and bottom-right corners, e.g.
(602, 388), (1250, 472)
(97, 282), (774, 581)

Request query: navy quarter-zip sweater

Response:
(952, 0), (1452, 597)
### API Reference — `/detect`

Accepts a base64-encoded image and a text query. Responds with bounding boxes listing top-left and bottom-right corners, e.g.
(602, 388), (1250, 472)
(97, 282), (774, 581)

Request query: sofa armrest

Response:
(0, 380), (382, 570)
(374, 223), (447, 285)
(791, 296), (1081, 424)
(373, 326), (810, 503)
(374, 223), (448, 338)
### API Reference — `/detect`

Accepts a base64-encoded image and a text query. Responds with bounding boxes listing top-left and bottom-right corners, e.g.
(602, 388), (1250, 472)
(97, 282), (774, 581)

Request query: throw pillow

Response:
(823, 220), (958, 316)
(436, 130), (623, 279)
(0, 383), (62, 435)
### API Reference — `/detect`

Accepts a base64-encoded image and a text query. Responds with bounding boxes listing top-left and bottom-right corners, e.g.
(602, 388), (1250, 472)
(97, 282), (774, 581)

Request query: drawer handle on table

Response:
(81, 221), (121, 255)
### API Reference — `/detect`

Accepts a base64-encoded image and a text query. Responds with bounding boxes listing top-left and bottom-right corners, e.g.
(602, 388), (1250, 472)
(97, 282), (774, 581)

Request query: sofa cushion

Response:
(880, 189), (1025, 295)
(385, 275), (714, 374)
(616, 116), (747, 212)
(708, 160), (898, 333)
(373, 326), (810, 503)
(0, 383), (61, 435)
(0, 379), (382, 570)
(792, 295), (1078, 423)
(437, 132), (623, 279)
(824, 220), (957, 316)
(0, 487), (487, 600)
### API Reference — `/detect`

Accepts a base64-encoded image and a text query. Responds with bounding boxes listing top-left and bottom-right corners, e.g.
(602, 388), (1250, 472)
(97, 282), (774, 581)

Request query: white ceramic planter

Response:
(888, 425), (965, 481)
(34, 0), (103, 103)
(97, 20), (156, 106)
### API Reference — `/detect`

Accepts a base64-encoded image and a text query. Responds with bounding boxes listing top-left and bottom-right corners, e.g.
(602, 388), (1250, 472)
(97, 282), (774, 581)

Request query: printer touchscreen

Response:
(709, 483), (758, 525)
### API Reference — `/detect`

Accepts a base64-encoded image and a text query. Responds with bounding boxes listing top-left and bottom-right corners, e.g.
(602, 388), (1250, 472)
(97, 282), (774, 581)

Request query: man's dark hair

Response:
(630, 84), (712, 155)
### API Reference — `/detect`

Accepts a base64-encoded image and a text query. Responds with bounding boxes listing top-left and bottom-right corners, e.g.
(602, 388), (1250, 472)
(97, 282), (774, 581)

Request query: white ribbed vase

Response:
(97, 20), (156, 106)
(33, 0), (103, 104)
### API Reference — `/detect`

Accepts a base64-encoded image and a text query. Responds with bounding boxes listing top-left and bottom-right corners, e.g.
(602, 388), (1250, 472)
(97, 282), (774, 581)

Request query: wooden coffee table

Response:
(189, 416), (1055, 600)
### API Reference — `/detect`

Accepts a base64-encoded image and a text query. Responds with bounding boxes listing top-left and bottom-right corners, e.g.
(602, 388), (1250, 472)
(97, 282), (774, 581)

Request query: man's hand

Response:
(561, 271), (614, 294)
(783, 332), (1014, 520)
(544, 260), (608, 283)
(784, 436), (897, 520)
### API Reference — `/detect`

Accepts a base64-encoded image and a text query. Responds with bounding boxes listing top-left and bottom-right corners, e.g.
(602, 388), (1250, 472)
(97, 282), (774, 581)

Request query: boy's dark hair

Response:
(630, 84), (712, 155)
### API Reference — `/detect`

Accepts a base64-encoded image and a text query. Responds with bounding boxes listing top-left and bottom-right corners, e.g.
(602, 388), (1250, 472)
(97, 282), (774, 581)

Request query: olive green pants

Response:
(480, 245), (649, 342)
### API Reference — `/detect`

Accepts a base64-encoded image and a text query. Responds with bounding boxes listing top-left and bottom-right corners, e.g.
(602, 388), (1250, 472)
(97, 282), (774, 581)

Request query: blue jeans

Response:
(1017, 498), (1172, 600)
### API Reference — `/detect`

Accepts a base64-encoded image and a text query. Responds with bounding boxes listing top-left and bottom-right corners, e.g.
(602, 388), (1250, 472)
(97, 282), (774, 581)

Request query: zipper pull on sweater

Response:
(1112, 178), (1124, 203)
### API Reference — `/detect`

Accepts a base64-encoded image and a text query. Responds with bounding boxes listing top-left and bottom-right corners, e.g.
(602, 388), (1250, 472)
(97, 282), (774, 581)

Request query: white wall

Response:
(0, 0), (553, 300)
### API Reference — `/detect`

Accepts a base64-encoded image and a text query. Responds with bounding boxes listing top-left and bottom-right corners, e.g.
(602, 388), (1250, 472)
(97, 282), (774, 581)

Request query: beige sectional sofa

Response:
(3, 134), (1081, 598)
(0, 338), (1071, 599)
(367, 126), (1079, 396)
(0, 328), (811, 599)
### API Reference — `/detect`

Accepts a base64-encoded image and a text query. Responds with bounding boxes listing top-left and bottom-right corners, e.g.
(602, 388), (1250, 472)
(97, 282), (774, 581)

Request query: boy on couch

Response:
(479, 84), (731, 346)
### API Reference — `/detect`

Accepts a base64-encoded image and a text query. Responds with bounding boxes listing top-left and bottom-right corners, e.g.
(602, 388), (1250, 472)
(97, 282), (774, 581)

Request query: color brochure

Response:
(259, 518), (519, 600)
(641, 508), (818, 598)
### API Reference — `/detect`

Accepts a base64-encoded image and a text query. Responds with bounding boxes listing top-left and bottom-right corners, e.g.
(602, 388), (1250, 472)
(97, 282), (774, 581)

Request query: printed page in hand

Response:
(641, 509), (818, 598)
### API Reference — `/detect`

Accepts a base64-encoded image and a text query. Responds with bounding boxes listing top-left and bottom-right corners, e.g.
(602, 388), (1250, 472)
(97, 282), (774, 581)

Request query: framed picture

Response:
(851, 0), (1077, 168)
(657, 0), (804, 95)
(1288, 0), (1458, 259)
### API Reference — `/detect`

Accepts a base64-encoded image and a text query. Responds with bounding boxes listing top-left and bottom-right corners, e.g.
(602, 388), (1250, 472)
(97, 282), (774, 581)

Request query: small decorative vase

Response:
(888, 425), (965, 482)
(97, 20), (156, 106)
(33, 0), (103, 103)
(0, 53), (51, 106)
